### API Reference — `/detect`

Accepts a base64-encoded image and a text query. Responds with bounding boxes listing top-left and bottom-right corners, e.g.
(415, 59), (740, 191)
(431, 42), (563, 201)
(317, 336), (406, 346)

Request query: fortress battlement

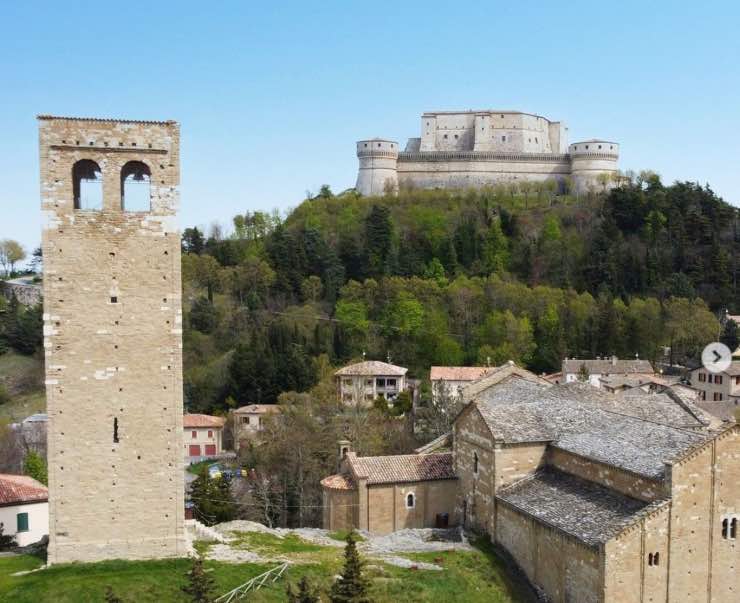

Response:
(356, 109), (620, 196)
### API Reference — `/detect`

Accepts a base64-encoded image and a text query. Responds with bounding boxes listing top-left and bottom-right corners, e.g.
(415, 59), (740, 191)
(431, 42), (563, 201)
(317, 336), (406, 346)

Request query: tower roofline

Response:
(37, 115), (177, 126)
(422, 109), (556, 122)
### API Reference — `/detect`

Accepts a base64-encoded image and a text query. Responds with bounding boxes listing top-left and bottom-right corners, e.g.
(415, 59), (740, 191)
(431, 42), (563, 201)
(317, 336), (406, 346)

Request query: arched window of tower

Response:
(121, 161), (151, 211)
(72, 159), (102, 210)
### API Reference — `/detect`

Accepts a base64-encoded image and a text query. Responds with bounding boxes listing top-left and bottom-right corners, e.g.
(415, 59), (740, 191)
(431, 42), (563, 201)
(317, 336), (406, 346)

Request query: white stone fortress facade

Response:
(356, 110), (619, 196)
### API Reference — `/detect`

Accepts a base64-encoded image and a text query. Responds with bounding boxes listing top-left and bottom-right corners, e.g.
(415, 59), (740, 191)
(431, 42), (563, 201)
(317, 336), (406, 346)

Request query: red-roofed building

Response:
(430, 365), (496, 402)
(0, 474), (48, 546)
(320, 442), (457, 534)
(183, 414), (225, 460)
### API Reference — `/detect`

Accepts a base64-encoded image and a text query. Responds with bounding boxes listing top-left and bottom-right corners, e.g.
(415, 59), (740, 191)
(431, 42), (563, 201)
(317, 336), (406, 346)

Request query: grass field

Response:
(0, 351), (45, 422)
(0, 535), (536, 602)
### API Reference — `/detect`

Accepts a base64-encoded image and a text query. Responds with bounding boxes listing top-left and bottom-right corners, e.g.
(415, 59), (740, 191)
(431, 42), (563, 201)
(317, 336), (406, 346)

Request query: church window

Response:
(121, 161), (151, 212)
(648, 552), (660, 566)
(72, 159), (103, 210)
(406, 492), (415, 508)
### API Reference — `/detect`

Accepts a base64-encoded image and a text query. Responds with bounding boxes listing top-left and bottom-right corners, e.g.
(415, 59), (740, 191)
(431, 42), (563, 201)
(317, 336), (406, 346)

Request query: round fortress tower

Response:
(356, 139), (399, 196)
(569, 140), (620, 194)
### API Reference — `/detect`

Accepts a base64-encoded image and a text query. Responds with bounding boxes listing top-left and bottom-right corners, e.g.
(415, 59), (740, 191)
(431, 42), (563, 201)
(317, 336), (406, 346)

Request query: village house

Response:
(561, 356), (654, 387)
(233, 404), (281, 450)
(689, 361), (740, 403)
(321, 361), (739, 602)
(430, 365), (495, 402)
(183, 414), (225, 461)
(335, 360), (408, 406)
(0, 474), (48, 547)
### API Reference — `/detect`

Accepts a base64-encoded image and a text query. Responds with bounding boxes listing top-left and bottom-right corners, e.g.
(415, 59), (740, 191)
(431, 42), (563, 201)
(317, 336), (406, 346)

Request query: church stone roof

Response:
(335, 361), (407, 377)
(496, 468), (654, 547)
(470, 382), (708, 479)
(346, 452), (455, 485)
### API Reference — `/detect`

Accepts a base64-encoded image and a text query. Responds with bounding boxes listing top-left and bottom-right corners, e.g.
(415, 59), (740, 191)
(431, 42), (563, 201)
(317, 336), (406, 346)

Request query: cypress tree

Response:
(329, 532), (372, 603)
(182, 554), (216, 603)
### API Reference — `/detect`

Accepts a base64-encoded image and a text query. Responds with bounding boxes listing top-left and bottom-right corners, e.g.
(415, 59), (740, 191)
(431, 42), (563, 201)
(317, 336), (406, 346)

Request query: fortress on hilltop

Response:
(355, 109), (619, 196)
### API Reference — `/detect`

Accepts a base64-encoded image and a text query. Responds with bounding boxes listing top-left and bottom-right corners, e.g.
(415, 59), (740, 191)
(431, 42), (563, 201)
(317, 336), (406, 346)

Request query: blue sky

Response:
(1, 1), (739, 257)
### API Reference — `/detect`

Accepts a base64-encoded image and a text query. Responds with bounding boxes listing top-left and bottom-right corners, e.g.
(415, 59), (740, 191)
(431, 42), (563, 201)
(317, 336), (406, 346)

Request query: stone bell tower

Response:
(39, 115), (186, 563)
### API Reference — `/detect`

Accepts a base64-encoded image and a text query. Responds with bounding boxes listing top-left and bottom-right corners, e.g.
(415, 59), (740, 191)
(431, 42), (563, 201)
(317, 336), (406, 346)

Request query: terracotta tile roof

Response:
(183, 414), (225, 428)
(0, 474), (48, 506)
(335, 361), (408, 377)
(347, 452), (455, 485)
(430, 366), (495, 381)
(320, 474), (355, 490)
(562, 358), (654, 375)
(233, 404), (281, 415)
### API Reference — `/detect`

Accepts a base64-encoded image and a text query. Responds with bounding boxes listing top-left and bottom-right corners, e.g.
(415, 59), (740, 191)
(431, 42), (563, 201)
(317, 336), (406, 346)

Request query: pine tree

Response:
(329, 531), (372, 603)
(182, 555), (216, 603)
(720, 319), (739, 353)
(287, 576), (321, 603)
(104, 586), (123, 603)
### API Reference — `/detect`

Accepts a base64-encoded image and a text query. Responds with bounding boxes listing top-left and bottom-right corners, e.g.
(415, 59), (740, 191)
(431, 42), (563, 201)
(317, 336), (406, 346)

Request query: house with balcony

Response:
(233, 404), (281, 450)
(335, 360), (408, 406)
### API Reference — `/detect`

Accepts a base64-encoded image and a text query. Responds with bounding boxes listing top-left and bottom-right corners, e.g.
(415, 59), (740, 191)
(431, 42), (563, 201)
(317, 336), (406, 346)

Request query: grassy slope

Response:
(0, 352), (45, 422)
(0, 536), (535, 603)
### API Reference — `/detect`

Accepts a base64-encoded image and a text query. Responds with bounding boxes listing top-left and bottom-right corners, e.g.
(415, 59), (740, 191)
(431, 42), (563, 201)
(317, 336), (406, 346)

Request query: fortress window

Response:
(443, 134), (448, 139)
(121, 161), (151, 212)
(406, 493), (415, 509)
(502, 136), (506, 142)
(648, 552), (659, 566)
(113, 417), (119, 443)
(732, 518), (737, 539)
(72, 159), (103, 210)
(454, 134), (458, 139)
(473, 452), (479, 475)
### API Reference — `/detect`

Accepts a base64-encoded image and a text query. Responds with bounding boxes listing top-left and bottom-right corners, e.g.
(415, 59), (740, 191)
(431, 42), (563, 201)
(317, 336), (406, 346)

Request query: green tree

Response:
(287, 576), (321, 603)
(190, 466), (236, 525)
(720, 319), (739, 353)
(189, 297), (219, 334)
(24, 451), (47, 485)
(0, 239), (26, 276)
(182, 554), (216, 603)
(329, 531), (372, 603)
(365, 205), (393, 276)
(476, 310), (535, 366)
(182, 227), (205, 254)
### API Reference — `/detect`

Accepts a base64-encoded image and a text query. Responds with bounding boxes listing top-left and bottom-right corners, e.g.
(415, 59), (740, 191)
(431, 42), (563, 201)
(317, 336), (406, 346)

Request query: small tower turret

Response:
(355, 138), (399, 196)
(569, 140), (620, 194)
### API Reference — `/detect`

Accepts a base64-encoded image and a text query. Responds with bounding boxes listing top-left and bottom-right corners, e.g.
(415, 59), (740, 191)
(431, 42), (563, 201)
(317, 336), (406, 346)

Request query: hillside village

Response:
(0, 114), (738, 602)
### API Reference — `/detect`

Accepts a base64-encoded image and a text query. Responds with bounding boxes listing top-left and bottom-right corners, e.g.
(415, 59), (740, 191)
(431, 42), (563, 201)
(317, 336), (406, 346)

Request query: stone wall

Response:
(322, 487), (357, 532)
(495, 501), (602, 603)
(603, 503), (671, 602)
(0, 280), (42, 305)
(365, 479), (457, 534)
(39, 116), (186, 563)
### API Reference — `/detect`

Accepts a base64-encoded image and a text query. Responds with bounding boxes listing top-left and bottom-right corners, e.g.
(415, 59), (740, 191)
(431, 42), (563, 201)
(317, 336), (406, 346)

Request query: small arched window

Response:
(72, 159), (102, 210)
(406, 493), (415, 509)
(473, 452), (479, 475)
(121, 161), (151, 211)
(732, 518), (738, 539)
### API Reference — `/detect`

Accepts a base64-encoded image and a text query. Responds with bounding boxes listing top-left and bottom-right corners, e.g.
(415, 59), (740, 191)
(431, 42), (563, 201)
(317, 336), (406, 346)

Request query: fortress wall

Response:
(397, 156), (571, 190)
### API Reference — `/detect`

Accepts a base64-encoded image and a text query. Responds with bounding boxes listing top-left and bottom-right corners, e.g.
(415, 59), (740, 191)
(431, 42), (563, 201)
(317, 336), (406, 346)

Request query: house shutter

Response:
(17, 512), (29, 532)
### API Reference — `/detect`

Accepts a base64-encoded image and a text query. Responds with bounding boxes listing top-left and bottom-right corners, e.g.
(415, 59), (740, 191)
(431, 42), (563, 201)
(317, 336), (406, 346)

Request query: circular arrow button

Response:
(701, 342), (732, 374)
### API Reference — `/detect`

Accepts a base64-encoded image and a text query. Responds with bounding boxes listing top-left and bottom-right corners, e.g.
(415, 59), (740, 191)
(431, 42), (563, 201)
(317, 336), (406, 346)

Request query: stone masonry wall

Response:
(496, 502), (602, 603)
(39, 116), (186, 563)
(365, 480), (457, 534)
